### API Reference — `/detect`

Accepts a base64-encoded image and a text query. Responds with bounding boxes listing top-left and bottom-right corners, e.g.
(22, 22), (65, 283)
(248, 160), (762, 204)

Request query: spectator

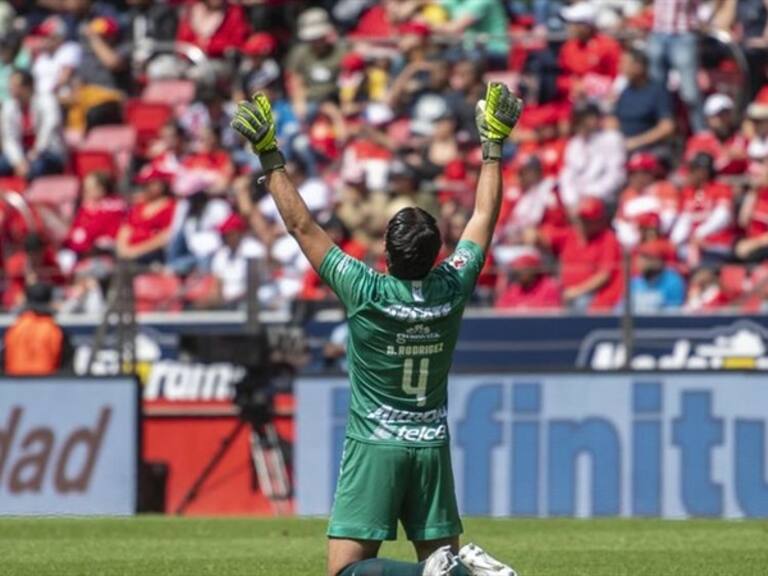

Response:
(383, 160), (439, 222)
(444, 57), (485, 142)
(61, 171), (126, 269)
(436, 0), (510, 68)
(685, 265), (729, 310)
(746, 95), (768, 164)
(176, 0), (250, 59)
(647, 0), (706, 132)
(613, 48), (675, 154)
(121, 0), (178, 45)
(0, 69), (65, 180)
(210, 213), (267, 308)
(404, 96), (460, 181)
(166, 187), (231, 274)
(498, 155), (567, 248)
(495, 249), (562, 311)
(1, 283), (72, 375)
(285, 8), (344, 120)
(557, 1), (622, 100)
(66, 12), (128, 133)
(180, 127), (235, 195)
(549, 197), (624, 312)
(685, 93), (749, 175)
(559, 101), (626, 210)
(237, 32), (280, 102)
(515, 106), (567, 178)
(0, 32), (29, 101)
(614, 152), (679, 247)
(671, 152), (736, 266)
(630, 239), (686, 313)
(31, 16), (80, 98)
(116, 167), (177, 265)
(736, 161), (768, 262)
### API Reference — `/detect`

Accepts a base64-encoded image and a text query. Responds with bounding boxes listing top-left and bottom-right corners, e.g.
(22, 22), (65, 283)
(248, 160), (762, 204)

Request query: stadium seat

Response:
(720, 265), (748, 299)
(182, 273), (218, 307)
(134, 272), (183, 312)
(81, 125), (137, 173)
(0, 176), (27, 193)
(25, 175), (81, 231)
(124, 99), (174, 151)
(72, 149), (116, 179)
(141, 79), (196, 109)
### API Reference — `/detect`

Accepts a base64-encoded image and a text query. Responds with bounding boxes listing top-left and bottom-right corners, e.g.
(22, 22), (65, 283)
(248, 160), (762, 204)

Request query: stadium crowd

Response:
(1, 0), (768, 315)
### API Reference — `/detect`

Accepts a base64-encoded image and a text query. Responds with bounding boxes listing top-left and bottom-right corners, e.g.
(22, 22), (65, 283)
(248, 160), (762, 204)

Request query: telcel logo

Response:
(452, 381), (768, 518)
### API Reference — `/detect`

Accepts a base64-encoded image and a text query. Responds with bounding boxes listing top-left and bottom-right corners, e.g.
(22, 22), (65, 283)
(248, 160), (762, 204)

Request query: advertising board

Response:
(0, 377), (138, 515)
(296, 373), (768, 519)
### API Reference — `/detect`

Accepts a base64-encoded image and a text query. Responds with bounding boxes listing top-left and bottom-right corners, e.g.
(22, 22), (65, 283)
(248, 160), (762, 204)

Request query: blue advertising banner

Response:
(0, 377), (138, 515)
(296, 373), (768, 519)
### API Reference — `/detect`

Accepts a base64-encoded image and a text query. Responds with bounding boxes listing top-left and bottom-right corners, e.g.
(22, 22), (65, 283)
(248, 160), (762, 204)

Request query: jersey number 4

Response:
(402, 358), (429, 406)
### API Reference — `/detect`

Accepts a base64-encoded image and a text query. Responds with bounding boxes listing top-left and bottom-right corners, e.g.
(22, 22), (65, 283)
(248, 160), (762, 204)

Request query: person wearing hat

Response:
(230, 84), (522, 576)
(559, 100), (626, 210)
(629, 239), (685, 313)
(237, 32), (280, 100)
(671, 152), (736, 267)
(614, 152), (678, 247)
(647, 0), (706, 133)
(557, 1), (621, 100)
(209, 212), (268, 308)
(736, 160), (768, 262)
(546, 197), (624, 311)
(747, 95), (768, 164)
(613, 47), (675, 154)
(515, 105), (567, 177)
(115, 166), (176, 265)
(2, 283), (73, 376)
(495, 249), (561, 310)
(684, 93), (749, 175)
(0, 69), (65, 180)
(285, 7), (344, 120)
(31, 15), (81, 98)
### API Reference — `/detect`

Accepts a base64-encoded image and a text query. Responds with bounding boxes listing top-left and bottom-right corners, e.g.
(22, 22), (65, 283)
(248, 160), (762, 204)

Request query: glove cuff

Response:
(259, 148), (286, 173)
(481, 140), (503, 161)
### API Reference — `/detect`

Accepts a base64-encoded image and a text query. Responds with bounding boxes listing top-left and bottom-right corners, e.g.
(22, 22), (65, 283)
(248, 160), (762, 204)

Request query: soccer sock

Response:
(337, 558), (471, 576)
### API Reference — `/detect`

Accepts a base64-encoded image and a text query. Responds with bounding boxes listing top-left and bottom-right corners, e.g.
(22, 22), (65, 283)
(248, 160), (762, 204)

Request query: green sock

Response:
(336, 558), (471, 576)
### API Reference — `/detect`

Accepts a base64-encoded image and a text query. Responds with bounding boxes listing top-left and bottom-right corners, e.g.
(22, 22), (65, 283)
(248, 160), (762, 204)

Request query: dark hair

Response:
(626, 47), (649, 69)
(385, 207), (442, 280)
(13, 68), (34, 90)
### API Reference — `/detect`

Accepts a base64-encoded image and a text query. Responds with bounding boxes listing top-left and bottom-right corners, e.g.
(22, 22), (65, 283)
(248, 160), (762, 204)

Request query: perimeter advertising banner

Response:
(296, 373), (768, 518)
(0, 377), (139, 515)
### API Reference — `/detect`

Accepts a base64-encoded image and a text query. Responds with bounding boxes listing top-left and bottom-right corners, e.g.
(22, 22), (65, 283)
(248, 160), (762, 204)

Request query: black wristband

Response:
(259, 149), (286, 173)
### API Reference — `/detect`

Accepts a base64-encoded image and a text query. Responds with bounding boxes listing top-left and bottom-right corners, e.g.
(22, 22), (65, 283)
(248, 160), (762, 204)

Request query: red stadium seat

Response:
(124, 99), (174, 151)
(81, 125), (137, 173)
(720, 265), (747, 299)
(0, 176), (27, 193)
(72, 149), (116, 179)
(25, 175), (80, 223)
(142, 79), (196, 108)
(134, 272), (183, 312)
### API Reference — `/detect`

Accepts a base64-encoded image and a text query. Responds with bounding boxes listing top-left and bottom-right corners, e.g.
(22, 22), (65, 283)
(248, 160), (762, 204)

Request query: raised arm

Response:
(460, 83), (523, 252)
(231, 93), (334, 271)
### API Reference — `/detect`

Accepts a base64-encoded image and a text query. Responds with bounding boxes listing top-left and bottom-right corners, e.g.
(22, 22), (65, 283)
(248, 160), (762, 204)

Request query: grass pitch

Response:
(0, 517), (766, 575)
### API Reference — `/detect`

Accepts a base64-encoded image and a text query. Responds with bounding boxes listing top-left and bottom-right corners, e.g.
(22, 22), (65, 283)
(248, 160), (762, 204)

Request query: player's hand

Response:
(475, 82), (523, 161)
(231, 92), (278, 154)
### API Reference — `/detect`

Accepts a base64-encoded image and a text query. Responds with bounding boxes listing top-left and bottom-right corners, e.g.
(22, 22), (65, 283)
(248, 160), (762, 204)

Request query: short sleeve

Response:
(440, 239), (485, 297)
(319, 246), (373, 311)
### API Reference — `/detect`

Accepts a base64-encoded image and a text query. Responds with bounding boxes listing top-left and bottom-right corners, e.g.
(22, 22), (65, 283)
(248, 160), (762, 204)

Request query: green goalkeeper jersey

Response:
(319, 239), (485, 447)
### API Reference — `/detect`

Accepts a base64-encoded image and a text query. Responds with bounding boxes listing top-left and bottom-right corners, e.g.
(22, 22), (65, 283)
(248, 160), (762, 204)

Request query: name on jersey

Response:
(386, 343), (445, 357)
(382, 303), (453, 321)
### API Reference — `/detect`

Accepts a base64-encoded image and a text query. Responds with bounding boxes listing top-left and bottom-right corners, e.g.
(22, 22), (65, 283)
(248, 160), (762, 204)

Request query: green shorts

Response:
(327, 437), (463, 542)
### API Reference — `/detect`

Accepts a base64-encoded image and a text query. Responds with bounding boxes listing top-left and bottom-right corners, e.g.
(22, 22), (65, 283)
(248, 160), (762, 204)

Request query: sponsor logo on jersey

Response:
(366, 404), (448, 442)
(447, 247), (473, 270)
(395, 323), (442, 344)
(383, 303), (453, 321)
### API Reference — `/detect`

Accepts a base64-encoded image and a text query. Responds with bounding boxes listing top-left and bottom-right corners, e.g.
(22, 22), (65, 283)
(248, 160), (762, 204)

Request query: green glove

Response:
(475, 82), (523, 161)
(230, 92), (285, 172)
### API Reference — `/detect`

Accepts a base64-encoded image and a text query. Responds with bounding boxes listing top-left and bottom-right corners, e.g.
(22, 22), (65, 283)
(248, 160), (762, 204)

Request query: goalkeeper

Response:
(232, 83), (522, 576)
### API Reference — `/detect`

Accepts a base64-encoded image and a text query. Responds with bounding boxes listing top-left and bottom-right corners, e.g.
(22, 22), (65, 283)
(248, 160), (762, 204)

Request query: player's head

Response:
(385, 207), (442, 281)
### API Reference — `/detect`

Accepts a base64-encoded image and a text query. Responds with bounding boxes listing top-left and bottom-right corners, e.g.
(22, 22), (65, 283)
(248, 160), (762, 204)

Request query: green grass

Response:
(0, 517), (767, 575)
